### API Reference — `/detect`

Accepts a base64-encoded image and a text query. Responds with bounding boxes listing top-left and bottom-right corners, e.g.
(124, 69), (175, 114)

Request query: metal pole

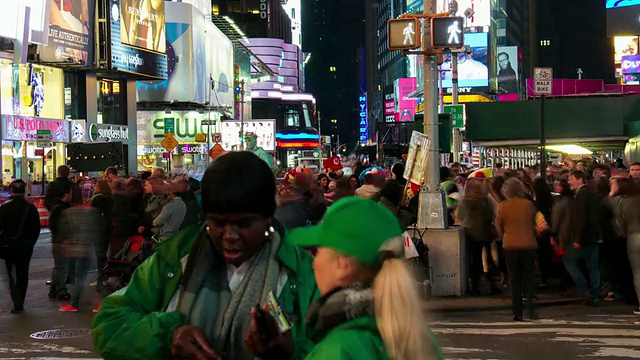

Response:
(42, 150), (45, 195)
(208, 76), (212, 165)
(438, 66), (444, 113)
(423, 0), (440, 191)
(452, 53), (461, 163)
(540, 95), (546, 178)
(240, 80), (245, 150)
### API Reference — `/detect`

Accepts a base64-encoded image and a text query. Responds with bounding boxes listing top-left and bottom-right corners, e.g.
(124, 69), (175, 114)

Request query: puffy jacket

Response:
(92, 224), (320, 360)
(304, 316), (444, 360)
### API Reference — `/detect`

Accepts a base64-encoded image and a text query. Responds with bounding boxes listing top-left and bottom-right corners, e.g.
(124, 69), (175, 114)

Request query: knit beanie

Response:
(202, 151), (276, 217)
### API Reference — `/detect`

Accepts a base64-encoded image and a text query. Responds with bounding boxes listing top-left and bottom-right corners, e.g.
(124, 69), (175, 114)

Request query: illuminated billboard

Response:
(39, 0), (96, 65)
(120, 0), (166, 53)
(110, 0), (168, 79)
(615, 36), (639, 64)
(0, 1), (51, 45)
(607, 3), (640, 36)
(497, 46), (519, 94)
(607, 0), (640, 8)
(440, 32), (488, 89)
(220, 120), (276, 151)
(394, 78), (417, 122)
(436, 0), (490, 28)
(136, 2), (233, 109)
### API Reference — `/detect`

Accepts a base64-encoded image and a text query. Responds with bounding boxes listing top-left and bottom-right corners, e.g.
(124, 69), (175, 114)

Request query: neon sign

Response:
(359, 93), (368, 142)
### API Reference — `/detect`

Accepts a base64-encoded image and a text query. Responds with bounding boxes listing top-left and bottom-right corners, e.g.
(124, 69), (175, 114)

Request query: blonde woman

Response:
(287, 197), (443, 359)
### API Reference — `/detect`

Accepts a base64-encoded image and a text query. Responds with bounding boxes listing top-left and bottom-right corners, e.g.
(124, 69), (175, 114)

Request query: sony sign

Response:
(89, 123), (130, 142)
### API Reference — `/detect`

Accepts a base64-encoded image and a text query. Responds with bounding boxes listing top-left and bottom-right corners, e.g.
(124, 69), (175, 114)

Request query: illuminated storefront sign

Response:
(621, 54), (640, 74)
(2, 115), (70, 142)
(359, 93), (368, 142)
(137, 111), (217, 143)
(140, 143), (208, 155)
(89, 123), (130, 142)
(71, 120), (86, 142)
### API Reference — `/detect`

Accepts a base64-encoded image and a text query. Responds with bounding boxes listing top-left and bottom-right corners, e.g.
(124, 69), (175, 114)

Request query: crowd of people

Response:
(5, 150), (640, 358)
(451, 159), (640, 320)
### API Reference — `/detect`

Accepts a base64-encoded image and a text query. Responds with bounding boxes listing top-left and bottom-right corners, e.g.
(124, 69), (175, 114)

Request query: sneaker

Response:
(634, 308), (640, 315)
(605, 292), (618, 302)
(59, 304), (79, 312)
(93, 304), (100, 313)
(89, 282), (97, 287)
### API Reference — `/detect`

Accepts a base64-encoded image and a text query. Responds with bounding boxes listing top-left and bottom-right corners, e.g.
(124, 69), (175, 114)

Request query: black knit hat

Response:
(202, 151), (276, 217)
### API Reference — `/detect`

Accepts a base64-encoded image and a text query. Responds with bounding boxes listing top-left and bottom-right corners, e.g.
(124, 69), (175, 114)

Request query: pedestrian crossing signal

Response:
(430, 17), (465, 49)
(387, 18), (421, 51)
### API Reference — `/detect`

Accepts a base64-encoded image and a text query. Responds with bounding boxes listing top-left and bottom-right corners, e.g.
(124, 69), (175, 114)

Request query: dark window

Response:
(97, 78), (126, 125)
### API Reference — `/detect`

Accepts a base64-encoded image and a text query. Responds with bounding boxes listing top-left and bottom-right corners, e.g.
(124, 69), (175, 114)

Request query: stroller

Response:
(406, 227), (432, 299)
(103, 235), (158, 292)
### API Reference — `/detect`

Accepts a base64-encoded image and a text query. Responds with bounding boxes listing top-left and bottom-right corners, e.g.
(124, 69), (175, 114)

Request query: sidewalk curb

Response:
(427, 297), (586, 313)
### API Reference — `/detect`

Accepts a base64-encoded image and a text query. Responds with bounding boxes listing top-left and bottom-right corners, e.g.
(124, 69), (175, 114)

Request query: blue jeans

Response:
(563, 244), (601, 300)
(71, 256), (92, 308)
(51, 245), (70, 296)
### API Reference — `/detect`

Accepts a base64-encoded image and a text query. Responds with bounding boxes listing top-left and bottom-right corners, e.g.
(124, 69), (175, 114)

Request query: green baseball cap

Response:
(287, 197), (404, 267)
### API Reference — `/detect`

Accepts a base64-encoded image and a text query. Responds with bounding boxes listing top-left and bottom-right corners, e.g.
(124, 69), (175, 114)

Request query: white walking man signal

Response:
(447, 21), (461, 44)
(403, 22), (415, 45)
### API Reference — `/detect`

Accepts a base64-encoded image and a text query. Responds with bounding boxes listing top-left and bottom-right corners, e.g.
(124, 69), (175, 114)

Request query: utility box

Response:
(425, 227), (467, 297)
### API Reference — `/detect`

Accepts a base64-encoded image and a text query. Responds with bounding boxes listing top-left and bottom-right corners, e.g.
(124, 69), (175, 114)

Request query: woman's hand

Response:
(244, 306), (293, 360)
(171, 325), (221, 360)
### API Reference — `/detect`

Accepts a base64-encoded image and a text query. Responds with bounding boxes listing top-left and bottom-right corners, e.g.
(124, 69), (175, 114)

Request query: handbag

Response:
(0, 204), (30, 260)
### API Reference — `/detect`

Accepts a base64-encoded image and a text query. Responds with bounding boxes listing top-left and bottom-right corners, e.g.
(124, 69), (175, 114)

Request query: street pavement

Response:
(2, 232), (640, 359)
(429, 304), (640, 359)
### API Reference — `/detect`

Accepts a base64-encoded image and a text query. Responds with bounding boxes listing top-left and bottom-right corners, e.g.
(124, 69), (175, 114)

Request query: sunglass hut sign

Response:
(89, 123), (130, 142)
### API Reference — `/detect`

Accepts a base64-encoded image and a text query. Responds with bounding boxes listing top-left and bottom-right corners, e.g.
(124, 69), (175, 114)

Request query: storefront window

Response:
(1, 140), (65, 191)
(97, 78), (126, 125)
(0, 62), (64, 119)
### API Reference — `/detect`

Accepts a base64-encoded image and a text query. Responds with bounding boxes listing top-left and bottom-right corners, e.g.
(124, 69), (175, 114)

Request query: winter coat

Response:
(303, 316), (444, 360)
(92, 224), (320, 360)
(456, 197), (495, 242)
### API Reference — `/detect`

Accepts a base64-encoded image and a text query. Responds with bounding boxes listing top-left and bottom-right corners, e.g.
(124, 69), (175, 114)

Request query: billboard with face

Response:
(497, 46), (519, 94)
(440, 32), (489, 89)
(110, 0), (168, 79)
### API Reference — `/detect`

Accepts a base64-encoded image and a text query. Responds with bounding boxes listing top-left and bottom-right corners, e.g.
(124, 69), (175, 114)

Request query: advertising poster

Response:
(440, 32), (488, 89)
(496, 46), (519, 94)
(615, 36), (639, 64)
(120, 0), (166, 53)
(110, 0), (168, 79)
(394, 78), (417, 122)
(39, 0), (96, 65)
(220, 120), (275, 151)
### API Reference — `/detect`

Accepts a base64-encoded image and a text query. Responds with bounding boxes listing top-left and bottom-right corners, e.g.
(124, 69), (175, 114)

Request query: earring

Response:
(264, 225), (275, 238)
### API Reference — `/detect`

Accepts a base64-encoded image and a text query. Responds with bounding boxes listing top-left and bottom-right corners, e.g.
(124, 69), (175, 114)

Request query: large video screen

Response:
(607, 0), (640, 8)
(607, 3), (640, 36)
(110, 0), (168, 79)
(119, 0), (166, 53)
(436, 0), (490, 28)
(440, 32), (488, 89)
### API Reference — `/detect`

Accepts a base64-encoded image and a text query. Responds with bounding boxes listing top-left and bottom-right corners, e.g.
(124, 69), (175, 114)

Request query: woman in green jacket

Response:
(288, 197), (444, 360)
(92, 151), (319, 360)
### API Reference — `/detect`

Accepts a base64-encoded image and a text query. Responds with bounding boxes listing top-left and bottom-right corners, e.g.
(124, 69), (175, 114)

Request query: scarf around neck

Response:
(177, 229), (283, 360)
(306, 284), (375, 335)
